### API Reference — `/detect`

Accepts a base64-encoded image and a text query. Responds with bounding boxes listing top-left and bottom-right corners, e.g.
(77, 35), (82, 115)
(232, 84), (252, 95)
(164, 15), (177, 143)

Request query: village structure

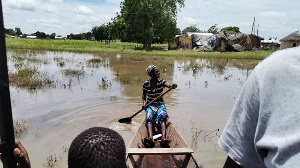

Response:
(169, 30), (300, 52)
(279, 30), (300, 49)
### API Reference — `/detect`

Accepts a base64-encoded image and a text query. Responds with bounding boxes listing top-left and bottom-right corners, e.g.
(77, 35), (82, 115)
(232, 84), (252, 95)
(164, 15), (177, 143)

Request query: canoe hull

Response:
(126, 119), (200, 168)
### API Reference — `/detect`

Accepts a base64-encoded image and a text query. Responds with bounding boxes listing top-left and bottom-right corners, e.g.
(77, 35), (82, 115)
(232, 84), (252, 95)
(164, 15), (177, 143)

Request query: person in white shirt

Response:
(219, 47), (300, 168)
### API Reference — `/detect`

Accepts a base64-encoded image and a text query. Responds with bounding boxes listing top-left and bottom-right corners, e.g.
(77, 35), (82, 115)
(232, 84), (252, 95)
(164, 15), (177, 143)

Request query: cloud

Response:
(73, 5), (93, 15)
(6, 0), (39, 11)
(27, 18), (60, 25)
(41, 4), (57, 13)
(259, 11), (284, 17)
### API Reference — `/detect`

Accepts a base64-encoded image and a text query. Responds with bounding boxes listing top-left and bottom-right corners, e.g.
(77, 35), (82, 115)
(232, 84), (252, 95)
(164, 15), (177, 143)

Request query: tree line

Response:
(5, 27), (61, 39)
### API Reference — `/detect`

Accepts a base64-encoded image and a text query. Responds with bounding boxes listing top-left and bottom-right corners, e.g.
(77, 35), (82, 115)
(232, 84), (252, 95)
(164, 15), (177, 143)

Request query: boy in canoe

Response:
(142, 65), (177, 148)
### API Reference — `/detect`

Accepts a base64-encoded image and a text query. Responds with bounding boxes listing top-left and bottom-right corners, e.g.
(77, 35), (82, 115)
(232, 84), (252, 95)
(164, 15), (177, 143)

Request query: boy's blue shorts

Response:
(145, 102), (168, 124)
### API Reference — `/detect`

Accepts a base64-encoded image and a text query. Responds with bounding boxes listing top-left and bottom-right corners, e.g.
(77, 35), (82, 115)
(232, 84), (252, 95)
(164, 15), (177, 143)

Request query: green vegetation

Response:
(63, 69), (85, 78)
(9, 67), (54, 90)
(6, 38), (275, 60)
(87, 58), (102, 63)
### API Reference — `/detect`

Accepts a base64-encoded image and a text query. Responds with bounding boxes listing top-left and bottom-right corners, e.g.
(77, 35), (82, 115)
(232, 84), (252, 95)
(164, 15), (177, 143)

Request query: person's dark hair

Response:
(68, 127), (126, 168)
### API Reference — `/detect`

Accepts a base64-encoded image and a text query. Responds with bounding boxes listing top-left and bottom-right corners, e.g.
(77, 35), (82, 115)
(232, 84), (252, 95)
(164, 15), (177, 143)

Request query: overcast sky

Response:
(3, 0), (300, 39)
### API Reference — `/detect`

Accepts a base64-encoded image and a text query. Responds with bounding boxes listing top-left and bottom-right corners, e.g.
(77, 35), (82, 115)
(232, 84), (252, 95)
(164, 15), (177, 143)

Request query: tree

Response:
(34, 31), (46, 38)
(91, 24), (109, 41)
(220, 26), (240, 35)
(15, 27), (22, 36)
(182, 25), (202, 35)
(50, 33), (56, 39)
(153, 13), (179, 43)
(117, 0), (185, 50)
(207, 24), (218, 34)
(4, 28), (16, 36)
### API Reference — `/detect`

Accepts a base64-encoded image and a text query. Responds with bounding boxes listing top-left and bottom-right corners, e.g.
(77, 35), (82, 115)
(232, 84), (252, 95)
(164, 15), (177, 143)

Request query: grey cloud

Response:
(7, 0), (39, 12)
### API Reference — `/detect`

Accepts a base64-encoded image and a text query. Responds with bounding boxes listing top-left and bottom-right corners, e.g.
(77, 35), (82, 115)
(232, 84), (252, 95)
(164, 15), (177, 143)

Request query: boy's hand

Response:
(172, 84), (177, 89)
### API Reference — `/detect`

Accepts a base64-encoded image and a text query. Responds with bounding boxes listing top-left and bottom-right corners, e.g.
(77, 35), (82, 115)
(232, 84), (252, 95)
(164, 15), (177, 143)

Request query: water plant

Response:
(43, 146), (68, 168)
(9, 67), (54, 91)
(63, 69), (85, 78)
(190, 120), (220, 150)
(98, 77), (112, 90)
(14, 120), (29, 138)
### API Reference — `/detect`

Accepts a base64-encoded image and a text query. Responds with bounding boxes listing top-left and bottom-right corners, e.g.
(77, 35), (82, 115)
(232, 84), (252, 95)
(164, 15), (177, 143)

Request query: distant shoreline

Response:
(6, 38), (275, 60)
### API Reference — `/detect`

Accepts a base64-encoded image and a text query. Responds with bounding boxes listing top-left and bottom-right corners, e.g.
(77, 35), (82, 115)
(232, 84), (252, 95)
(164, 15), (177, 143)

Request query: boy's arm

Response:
(164, 81), (177, 89)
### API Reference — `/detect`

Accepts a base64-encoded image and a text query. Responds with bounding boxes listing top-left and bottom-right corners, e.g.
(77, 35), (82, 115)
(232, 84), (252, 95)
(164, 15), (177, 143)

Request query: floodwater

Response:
(2, 50), (259, 168)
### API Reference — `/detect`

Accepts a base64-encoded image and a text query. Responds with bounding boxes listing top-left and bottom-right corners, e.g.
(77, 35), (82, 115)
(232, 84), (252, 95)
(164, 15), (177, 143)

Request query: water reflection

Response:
(4, 50), (259, 168)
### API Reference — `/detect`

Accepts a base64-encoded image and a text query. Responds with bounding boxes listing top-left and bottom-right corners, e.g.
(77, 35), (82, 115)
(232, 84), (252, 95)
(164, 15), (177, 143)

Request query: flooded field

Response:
(3, 50), (259, 168)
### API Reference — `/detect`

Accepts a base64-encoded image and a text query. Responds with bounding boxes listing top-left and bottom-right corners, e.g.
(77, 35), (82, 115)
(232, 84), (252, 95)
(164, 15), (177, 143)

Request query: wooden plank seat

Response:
(127, 148), (194, 168)
(127, 148), (194, 155)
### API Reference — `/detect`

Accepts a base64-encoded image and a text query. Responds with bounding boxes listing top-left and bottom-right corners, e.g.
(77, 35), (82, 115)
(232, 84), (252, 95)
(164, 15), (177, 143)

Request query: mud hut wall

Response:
(280, 41), (300, 49)
(215, 38), (227, 52)
(228, 35), (250, 49)
(168, 40), (177, 50)
(250, 36), (262, 48)
(177, 36), (192, 49)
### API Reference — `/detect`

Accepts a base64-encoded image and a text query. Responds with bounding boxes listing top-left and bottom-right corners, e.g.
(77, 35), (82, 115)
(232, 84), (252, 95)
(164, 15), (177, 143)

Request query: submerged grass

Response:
(63, 69), (85, 78)
(14, 120), (29, 138)
(6, 38), (276, 60)
(9, 67), (54, 90)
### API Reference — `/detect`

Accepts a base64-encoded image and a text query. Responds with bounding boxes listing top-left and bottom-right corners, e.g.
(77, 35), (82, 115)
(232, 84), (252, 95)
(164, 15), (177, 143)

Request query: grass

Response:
(87, 58), (102, 63)
(63, 69), (85, 78)
(9, 67), (54, 91)
(6, 38), (276, 60)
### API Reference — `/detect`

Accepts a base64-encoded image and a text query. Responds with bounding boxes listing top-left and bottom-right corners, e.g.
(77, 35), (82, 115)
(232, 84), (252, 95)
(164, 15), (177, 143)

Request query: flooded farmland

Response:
(4, 50), (259, 168)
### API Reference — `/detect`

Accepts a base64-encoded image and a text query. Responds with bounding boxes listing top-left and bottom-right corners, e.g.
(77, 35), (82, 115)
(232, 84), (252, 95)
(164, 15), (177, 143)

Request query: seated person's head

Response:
(146, 65), (160, 78)
(68, 127), (126, 168)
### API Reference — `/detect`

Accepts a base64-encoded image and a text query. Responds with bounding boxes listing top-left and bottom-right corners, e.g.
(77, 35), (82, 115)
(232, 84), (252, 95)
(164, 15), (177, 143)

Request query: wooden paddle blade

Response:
(118, 117), (132, 123)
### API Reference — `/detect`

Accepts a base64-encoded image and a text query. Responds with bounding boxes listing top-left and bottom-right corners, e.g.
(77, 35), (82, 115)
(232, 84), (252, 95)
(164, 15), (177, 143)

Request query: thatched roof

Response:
(280, 30), (300, 42)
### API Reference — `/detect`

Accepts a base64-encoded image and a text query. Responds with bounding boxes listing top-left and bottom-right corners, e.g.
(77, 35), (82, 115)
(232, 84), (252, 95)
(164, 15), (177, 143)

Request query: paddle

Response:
(118, 87), (174, 123)
(0, 0), (18, 167)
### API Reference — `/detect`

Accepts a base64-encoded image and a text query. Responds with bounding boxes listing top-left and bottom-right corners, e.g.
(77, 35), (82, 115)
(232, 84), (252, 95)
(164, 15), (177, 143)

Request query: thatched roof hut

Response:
(280, 30), (300, 49)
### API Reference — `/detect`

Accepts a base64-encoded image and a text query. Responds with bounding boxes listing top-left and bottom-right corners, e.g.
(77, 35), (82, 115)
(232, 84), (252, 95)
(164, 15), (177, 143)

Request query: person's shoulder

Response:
(158, 78), (166, 82)
(143, 79), (150, 86)
(264, 47), (300, 62)
(256, 47), (300, 69)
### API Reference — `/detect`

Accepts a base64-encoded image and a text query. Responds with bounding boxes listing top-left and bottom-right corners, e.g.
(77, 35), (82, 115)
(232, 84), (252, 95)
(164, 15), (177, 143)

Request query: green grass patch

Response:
(87, 58), (102, 63)
(6, 38), (276, 60)
(9, 67), (54, 90)
(63, 69), (85, 78)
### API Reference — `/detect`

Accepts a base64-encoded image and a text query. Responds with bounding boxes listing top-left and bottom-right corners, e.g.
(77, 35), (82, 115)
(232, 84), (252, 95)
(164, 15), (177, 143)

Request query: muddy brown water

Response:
(2, 50), (258, 168)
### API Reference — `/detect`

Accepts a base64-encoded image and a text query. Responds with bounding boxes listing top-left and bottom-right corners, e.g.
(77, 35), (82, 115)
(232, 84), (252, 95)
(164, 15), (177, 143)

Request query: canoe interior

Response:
(126, 119), (201, 168)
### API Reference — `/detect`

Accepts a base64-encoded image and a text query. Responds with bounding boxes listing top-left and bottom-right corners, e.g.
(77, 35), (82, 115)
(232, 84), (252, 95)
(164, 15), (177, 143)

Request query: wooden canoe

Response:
(126, 119), (201, 168)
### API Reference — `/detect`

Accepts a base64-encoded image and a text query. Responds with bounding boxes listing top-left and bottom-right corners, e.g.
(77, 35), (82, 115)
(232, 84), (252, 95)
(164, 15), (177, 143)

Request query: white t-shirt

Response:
(218, 47), (300, 168)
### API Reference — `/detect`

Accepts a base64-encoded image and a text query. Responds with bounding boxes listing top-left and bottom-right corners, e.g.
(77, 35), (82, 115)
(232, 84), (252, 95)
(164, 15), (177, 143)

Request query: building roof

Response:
(261, 39), (281, 44)
(280, 30), (300, 42)
(186, 32), (213, 38)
